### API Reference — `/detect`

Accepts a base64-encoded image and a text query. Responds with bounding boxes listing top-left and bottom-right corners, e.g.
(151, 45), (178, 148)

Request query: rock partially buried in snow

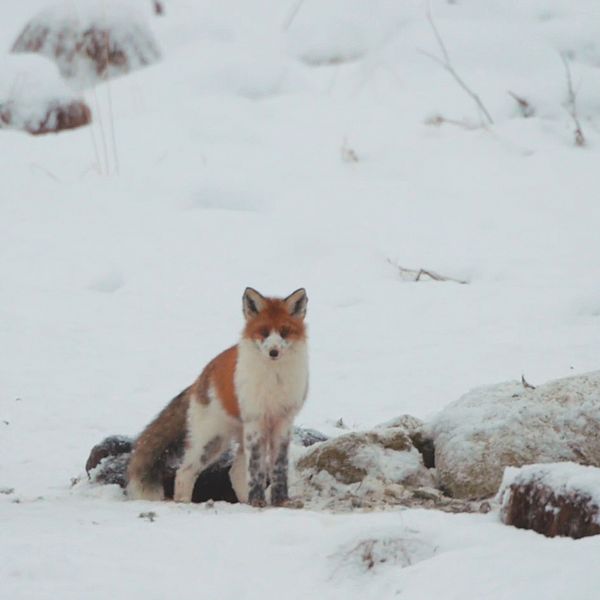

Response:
(12, 0), (161, 86)
(498, 463), (600, 539)
(292, 425), (479, 512)
(430, 371), (600, 499)
(0, 55), (91, 134)
(86, 434), (239, 503)
(377, 414), (435, 468)
(297, 428), (422, 485)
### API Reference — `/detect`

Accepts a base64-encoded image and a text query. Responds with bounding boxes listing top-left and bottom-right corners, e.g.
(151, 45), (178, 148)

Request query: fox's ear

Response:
(284, 288), (308, 320)
(243, 287), (266, 320)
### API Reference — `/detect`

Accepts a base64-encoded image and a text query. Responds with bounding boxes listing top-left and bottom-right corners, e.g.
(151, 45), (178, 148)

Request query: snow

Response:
(2, 0), (600, 598)
(0, 54), (79, 131)
(499, 462), (600, 519)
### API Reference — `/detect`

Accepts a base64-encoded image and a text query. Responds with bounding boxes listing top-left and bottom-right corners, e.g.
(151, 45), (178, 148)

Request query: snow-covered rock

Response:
(291, 426), (458, 510)
(12, 0), (161, 86)
(0, 54), (90, 134)
(377, 414), (435, 468)
(297, 428), (430, 486)
(430, 371), (600, 499)
(498, 463), (600, 539)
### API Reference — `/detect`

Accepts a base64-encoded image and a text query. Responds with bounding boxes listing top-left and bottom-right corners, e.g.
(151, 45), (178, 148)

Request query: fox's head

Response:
(242, 287), (308, 361)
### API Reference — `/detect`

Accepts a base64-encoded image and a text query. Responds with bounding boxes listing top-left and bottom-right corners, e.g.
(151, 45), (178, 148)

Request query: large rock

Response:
(297, 428), (426, 485)
(12, 0), (161, 86)
(293, 426), (456, 510)
(0, 55), (91, 135)
(429, 371), (600, 499)
(498, 463), (600, 539)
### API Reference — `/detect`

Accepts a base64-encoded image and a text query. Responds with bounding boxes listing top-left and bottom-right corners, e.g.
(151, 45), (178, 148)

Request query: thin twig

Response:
(387, 259), (468, 284)
(424, 114), (478, 130)
(560, 54), (585, 147)
(283, 0), (307, 31)
(92, 86), (109, 175)
(103, 30), (120, 174)
(521, 375), (536, 390)
(420, 9), (493, 126)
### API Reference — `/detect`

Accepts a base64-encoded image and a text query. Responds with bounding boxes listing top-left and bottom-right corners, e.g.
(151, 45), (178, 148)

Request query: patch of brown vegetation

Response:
(0, 100), (91, 135)
(12, 15), (160, 82)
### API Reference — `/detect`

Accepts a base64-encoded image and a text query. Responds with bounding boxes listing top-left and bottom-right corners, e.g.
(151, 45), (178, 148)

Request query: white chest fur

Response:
(235, 338), (308, 422)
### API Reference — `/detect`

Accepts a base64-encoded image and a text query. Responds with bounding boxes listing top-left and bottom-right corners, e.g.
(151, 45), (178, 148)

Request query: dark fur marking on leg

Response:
(270, 440), (290, 506)
(247, 438), (266, 506)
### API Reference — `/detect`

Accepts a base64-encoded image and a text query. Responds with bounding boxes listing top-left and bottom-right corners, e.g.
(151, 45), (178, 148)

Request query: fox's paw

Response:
(126, 479), (165, 501)
(248, 497), (267, 508)
(274, 498), (304, 509)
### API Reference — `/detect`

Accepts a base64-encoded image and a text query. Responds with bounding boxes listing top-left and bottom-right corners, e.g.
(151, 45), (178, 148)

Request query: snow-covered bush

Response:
(498, 462), (600, 539)
(12, 0), (161, 86)
(430, 371), (600, 499)
(0, 54), (91, 134)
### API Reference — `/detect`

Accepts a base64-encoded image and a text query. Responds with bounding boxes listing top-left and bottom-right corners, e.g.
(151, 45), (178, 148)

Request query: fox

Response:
(126, 287), (309, 507)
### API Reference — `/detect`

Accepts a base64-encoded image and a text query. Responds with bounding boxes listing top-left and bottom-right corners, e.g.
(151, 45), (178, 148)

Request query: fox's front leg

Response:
(244, 421), (267, 507)
(269, 419), (293, 506)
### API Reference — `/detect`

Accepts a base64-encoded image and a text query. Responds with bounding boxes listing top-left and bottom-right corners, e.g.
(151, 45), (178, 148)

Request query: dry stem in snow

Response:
(508, 91), (535, 118)
(341, 138), (359, 163)
(387, 259), (468, 284)
(283, 0), (306, 30)
(560, 54), (585, 147)
(420, 9), (493, 127)
(424, 113), (478, 130)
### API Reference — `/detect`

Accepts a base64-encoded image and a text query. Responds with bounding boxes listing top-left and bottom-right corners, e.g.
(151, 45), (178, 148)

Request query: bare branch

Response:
(421, 9), (494, 126)
(560, 54), (585, 147)
(387, 259), (468, 284)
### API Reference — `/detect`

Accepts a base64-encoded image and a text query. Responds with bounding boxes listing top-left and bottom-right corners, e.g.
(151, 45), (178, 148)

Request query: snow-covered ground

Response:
(2, 1), (600, 598)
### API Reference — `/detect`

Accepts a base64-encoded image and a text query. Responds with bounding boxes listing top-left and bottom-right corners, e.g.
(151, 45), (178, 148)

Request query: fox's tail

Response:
(126, 387), (191, 500)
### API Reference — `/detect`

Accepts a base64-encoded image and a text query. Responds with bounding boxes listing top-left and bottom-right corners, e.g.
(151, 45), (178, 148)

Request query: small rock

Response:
(498, 462), (600, 539)
(138, 511), (157, 522)
(412, 487), (442, 501)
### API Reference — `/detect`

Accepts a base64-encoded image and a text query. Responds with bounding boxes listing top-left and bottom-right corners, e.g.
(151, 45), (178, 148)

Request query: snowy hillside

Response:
(2, 1), (600, 599)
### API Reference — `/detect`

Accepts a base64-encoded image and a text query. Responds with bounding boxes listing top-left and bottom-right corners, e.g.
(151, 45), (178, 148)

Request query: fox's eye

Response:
(260, 327), (270, 338)
(280, 327), (290, 339)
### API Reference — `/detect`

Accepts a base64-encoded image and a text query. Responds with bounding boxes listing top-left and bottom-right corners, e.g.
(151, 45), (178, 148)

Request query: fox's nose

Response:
(269, 349), (279, 359)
